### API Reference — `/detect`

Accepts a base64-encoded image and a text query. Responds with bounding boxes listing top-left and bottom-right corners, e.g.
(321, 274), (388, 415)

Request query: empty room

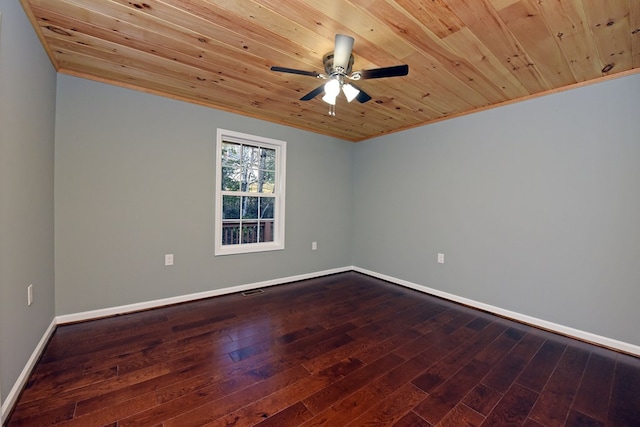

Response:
(1, 1), (639, 426)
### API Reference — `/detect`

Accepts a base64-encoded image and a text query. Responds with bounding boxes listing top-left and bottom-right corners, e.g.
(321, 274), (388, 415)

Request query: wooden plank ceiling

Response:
(21, 0), (640, 142)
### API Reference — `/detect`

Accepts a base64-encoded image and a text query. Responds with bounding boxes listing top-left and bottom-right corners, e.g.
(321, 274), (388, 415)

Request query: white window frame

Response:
(215, 129), (286, 256)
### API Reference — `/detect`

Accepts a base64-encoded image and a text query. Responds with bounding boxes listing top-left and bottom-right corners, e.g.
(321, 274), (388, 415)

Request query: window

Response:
(215, 129), (286, 255)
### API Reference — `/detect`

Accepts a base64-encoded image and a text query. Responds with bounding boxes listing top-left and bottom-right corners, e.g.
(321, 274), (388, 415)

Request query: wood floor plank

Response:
(411, 308), (457, 334)
(208, 362), (344, 427)
(300, 352), (432, 426)
(571, 351), (616, 422)
(481, 383), (539, 426)
(5, 271), (638, 427)
(607, 353), (640, 426)
(5, 402), (76, 426)
(320, 291), (418, 329)
(346, 300), (446, 341)
(462, 383), (503, 416)
(255, 329), (357, 378)
(161, 365), (310, 427)
(528, 345), (590, 427)
(251, 401), (314, 426)
(411, 322), (508, 393)
(302, 352), (405, 415)
(438, 402), (485, 427)
(413, 358), (490, 424)
(516, 338), (567, 392)
(413, 326), (525, 424)
(75, 359), (225, 416)
(366, 327), (428, 362)
(302, 327), (420, 374)
(393, 311), (467, 361)
(347, 383), (427, 426)
(392, 411), (433, 427)
(564, 409), (604, 427)
(523, 418), (546, 427)
(481, 331), (545, 393)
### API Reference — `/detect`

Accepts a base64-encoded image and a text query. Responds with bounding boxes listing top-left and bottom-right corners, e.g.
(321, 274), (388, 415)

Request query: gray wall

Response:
(54, 75), (354, 315)
(0, 1), (57, 409)
(353, 73), (640, 346)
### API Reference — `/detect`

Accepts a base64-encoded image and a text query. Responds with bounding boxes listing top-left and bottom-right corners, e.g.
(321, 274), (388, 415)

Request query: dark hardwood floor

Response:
(6, 272), (640, 426)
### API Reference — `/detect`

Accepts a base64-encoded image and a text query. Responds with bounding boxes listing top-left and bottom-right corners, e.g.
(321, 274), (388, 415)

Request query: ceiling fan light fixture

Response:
(322, 78), (340, 105)
(342, 83), (360, 102)
(322, 93), (337, 105)
(324, 78), (341, 98)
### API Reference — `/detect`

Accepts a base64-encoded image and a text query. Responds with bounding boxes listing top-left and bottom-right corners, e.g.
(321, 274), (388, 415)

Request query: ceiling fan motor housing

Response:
(323, 52), (354, 76)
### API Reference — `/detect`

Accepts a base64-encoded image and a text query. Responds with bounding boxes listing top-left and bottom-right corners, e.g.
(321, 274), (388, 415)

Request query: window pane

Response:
(222, 142), (241, 167)
(242, 196), (259, 219)
(260, 197), (274, 219)
(245, 166), (260, 193)
(221, 222), (240, 245)
(243, 145), (260, 165)
(260, 171), (275, 193)
(261, 148), (276, 171)
(221, 166), (240, 191)
(260, 221), (274, 242)
(242, 222), (258, 244)
(222, 195), (240, 219)
(245, 169), (274, 193)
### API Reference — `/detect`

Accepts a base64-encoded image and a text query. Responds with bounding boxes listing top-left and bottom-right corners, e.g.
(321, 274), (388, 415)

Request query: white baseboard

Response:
(56, 266), (352, 324)
(1, 318), (57, 424)
(353, 267), (640, 357)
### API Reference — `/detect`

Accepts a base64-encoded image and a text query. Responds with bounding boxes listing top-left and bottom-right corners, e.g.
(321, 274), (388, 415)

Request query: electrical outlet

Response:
(312, 241), (317, 251)
(437, 253), (445, 264)
(28, 284), (33, 306)
(165, 254), (174, 266)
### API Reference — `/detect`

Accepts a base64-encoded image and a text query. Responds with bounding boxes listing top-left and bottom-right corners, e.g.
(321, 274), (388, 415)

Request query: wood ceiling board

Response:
(444, 0), (551, 93)
(395, 0), (466, 39)
(535, 0), (603, 83)
(441, 28), (530, 99)
(633, 1), (640, 69)
(20, 0), (640, 142)
(34, 4), (322, 96)
(491, 0), (576, 88)
(300, 0), (417, 61)
(584, 0), (633, 76)
(360, 0), (509, 105)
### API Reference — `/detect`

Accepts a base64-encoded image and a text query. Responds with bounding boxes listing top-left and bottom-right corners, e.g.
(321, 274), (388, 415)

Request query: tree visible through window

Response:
(215, 129), (286, 255)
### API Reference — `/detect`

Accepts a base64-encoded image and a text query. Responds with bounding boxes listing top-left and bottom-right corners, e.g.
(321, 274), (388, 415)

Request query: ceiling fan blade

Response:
(357, 64), (409, 79)
(271, 66), (320, 78)
(333, 34), (354, 70)
(300, 85), (325, 101)
(349, 84), (372, 103)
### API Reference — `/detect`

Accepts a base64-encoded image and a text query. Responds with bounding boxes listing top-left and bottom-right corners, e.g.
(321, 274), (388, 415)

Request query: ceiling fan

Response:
(271, 34), (409, 116)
